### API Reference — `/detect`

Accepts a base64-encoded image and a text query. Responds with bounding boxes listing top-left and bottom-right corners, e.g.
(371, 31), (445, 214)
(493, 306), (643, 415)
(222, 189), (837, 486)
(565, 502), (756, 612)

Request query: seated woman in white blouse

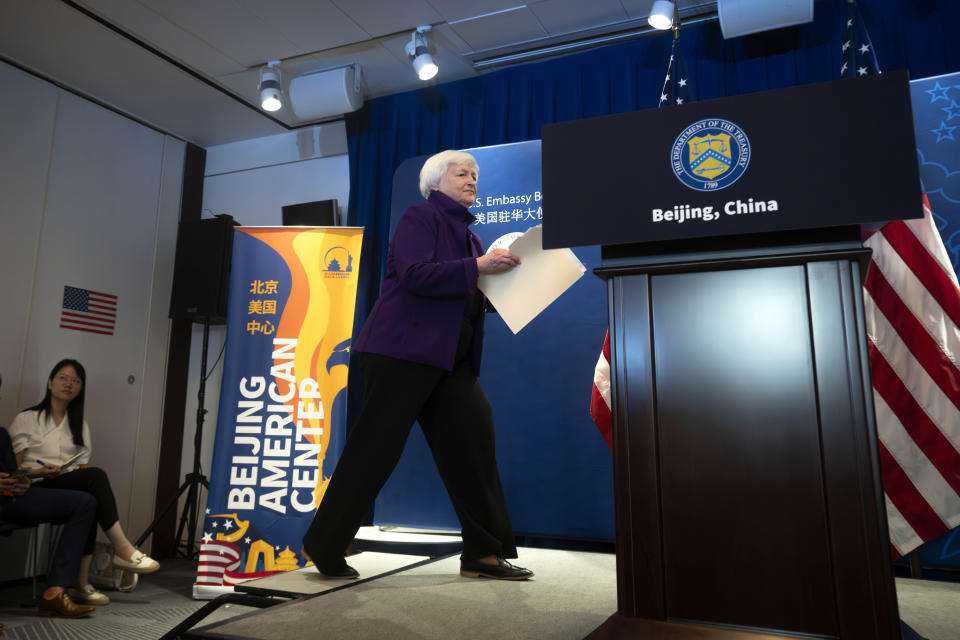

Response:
(9, 359), (159, 607)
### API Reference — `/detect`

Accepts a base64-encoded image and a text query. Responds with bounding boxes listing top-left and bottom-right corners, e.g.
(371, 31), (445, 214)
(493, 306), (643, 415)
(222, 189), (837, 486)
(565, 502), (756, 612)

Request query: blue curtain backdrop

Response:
(346, 0), (960, 325)
(341, 0), (960, 541)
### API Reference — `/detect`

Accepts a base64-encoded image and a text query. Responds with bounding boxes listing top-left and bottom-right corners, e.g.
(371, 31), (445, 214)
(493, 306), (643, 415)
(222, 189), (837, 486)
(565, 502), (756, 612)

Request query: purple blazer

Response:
(354, 191), (486, 374)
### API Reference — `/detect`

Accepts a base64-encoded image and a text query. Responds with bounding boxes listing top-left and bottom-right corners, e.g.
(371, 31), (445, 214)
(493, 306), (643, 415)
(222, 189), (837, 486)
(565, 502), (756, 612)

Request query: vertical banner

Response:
(193, 226), (363, 598)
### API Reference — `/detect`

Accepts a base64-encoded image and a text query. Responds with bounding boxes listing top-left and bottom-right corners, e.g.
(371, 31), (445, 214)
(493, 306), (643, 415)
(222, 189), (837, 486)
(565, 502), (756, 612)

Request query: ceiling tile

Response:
(528, 0), (628, 36)
(136, 0), (304, 67)
(240, 0), (373, 53)
(332, 0), (443, 38)
(425, 0), (526, 23)
(619, 0), (656, 20)
(0, 0), (287, 146)
(78, 0), (247, 76)
(448, 5), (547, 52)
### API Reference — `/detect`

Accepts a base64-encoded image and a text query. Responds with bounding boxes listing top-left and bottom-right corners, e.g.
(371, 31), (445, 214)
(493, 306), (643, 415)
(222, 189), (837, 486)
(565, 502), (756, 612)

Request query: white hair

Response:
(419, 150), (479, 199)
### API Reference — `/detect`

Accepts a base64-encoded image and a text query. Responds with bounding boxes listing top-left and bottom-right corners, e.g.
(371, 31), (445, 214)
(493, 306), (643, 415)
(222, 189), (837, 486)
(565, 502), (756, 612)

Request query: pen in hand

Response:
(33, 460), (61, 476)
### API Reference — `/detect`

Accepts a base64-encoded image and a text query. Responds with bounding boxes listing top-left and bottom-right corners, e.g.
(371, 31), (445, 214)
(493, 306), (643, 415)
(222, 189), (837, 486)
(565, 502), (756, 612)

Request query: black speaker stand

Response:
(136, 316), (212, 558)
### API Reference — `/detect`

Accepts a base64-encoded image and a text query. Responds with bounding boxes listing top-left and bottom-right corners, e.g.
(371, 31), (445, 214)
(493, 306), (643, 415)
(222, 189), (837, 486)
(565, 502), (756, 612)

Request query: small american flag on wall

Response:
(60, 285), (118, 336)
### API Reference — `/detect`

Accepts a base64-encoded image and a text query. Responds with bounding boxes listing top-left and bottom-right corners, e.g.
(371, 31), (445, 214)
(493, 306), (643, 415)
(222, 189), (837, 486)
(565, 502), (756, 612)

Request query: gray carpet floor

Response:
(194, 547), (616, 640)
(0, 559), (257, 639)
(0, 554), (957, 639)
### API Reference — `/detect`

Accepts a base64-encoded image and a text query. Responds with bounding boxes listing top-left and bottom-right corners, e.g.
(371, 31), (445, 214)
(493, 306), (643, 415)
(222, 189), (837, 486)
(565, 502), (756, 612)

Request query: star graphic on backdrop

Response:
(679, 78), (688, 87)
(926, 82), (952, 103)
(223, 520), (233, 530)
(211, 520), (219, 528)
(676, 98), (684, 104)
(846, 19), (853, 27)
(660, 92), (668, 103)
(942, 100), (960, 121)
(245, 537), (252, 544)
(857, 66), (868, 76)
(202, 532), (213, 543)
(859, 43), (871, 54)
(205, 508), (210, 515)
(840, 62), (849, 75)
(931, 121), (957, 143)
(842, 40), (851, 52)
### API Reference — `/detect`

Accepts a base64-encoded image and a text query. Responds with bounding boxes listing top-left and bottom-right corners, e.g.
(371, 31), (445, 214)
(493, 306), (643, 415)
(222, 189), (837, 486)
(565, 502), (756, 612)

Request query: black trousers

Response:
(302, 352), (517, 567)
(37, 467), (120, 554)
(1, 487), (96, 587)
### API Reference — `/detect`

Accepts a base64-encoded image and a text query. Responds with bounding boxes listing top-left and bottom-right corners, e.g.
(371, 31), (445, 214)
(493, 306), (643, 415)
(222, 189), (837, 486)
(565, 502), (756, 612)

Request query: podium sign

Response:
(542, 71), (920, 249)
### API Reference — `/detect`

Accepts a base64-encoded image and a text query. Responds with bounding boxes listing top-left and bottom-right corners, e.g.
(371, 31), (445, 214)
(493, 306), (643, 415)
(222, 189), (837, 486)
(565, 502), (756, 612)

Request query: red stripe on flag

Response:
(71, 308), (115, 319)
(89, 290), (118, 300)
(877, 441), (948, 542)
(881, 220), (960, 328)
(865, 266), (960, 410)
(590, 331), (613, 449)
(868, 341), (960, 496)
(62, 309), (113, 322)
(590, 385), (613, 448)
(85, 304), (117, 316)
(59, 324), (113, 336)
(61, 314), (114, 330)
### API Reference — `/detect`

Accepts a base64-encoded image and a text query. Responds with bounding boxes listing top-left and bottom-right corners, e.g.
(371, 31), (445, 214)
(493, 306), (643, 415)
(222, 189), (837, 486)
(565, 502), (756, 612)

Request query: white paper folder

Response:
(477, 225), (586, 334)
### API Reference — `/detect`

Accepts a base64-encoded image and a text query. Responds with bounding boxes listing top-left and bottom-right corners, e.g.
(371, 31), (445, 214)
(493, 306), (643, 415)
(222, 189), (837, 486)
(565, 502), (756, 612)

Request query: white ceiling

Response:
(0, 0), (717, 147)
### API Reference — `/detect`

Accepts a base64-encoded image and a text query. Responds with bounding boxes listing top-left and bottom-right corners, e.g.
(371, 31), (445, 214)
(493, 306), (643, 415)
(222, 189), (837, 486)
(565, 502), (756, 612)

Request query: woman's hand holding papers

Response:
(477, 248), (521, 274)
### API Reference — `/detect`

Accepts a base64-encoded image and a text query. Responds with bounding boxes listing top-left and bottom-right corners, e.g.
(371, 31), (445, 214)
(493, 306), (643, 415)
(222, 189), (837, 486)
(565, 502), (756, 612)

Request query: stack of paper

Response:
(477, 225), (586, 334)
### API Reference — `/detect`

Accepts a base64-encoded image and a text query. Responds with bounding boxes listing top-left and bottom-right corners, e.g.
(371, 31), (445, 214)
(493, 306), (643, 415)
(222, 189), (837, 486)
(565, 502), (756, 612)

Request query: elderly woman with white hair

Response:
(302, 149), (532, 581)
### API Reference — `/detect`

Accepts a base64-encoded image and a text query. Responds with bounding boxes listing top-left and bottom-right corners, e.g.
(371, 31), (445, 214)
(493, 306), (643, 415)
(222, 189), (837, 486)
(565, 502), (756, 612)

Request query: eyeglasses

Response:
(55, 375), (82, 385)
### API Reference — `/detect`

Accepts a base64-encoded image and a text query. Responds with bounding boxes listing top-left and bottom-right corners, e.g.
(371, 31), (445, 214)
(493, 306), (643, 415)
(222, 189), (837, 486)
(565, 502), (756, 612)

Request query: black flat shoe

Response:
(318, 562), (359, 579)
(302, 546), (359, 579)
(460, 557), (533, 580)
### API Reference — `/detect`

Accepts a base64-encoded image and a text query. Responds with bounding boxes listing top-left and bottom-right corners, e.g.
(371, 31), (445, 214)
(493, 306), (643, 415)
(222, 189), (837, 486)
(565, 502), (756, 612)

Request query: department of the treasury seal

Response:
(671, 118), (751, 191)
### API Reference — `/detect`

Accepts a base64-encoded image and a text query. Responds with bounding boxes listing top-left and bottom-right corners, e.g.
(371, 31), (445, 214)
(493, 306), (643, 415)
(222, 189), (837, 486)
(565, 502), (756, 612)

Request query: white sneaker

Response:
(68, 584), (110, 606)
(112, 549), (160, 574)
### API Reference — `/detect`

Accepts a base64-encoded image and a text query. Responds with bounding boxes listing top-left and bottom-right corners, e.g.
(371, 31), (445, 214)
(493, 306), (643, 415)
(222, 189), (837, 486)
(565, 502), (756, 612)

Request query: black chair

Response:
(0, 520), (46, 605)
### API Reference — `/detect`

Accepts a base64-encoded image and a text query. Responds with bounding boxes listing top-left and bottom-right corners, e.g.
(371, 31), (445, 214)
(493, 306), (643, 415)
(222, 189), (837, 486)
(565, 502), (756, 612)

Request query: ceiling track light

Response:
(258, 61), (283, 112)
(405, 26), (438, 81)
(648, 0), (676, 30)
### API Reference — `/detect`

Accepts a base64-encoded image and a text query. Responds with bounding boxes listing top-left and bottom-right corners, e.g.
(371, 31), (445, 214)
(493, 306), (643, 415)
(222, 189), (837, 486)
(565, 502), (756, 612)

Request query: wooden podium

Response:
(541, 74), (921, 639)
(590, 229), (900, 639)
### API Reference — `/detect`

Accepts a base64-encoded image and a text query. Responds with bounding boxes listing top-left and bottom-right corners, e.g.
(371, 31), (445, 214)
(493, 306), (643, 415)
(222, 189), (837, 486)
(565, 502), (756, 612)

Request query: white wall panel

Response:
(127, 135), (185, 549)
(202, 153), (349, 225)
(204, 122), (348, 176)
(21, 91), (166, 534)
(0, 62), (58, 422)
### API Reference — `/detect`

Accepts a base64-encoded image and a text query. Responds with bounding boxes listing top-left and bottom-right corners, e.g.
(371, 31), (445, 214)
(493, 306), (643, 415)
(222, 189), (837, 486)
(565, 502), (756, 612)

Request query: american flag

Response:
(840, 0), (880, 78)
(864, 199), (960, 557)
(589, 332), (612, 449)
(590, 31), (691, 447)
(60, 286), (118, 336)
(658, 31), (692, 107)
(845, 0), (960, 558)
